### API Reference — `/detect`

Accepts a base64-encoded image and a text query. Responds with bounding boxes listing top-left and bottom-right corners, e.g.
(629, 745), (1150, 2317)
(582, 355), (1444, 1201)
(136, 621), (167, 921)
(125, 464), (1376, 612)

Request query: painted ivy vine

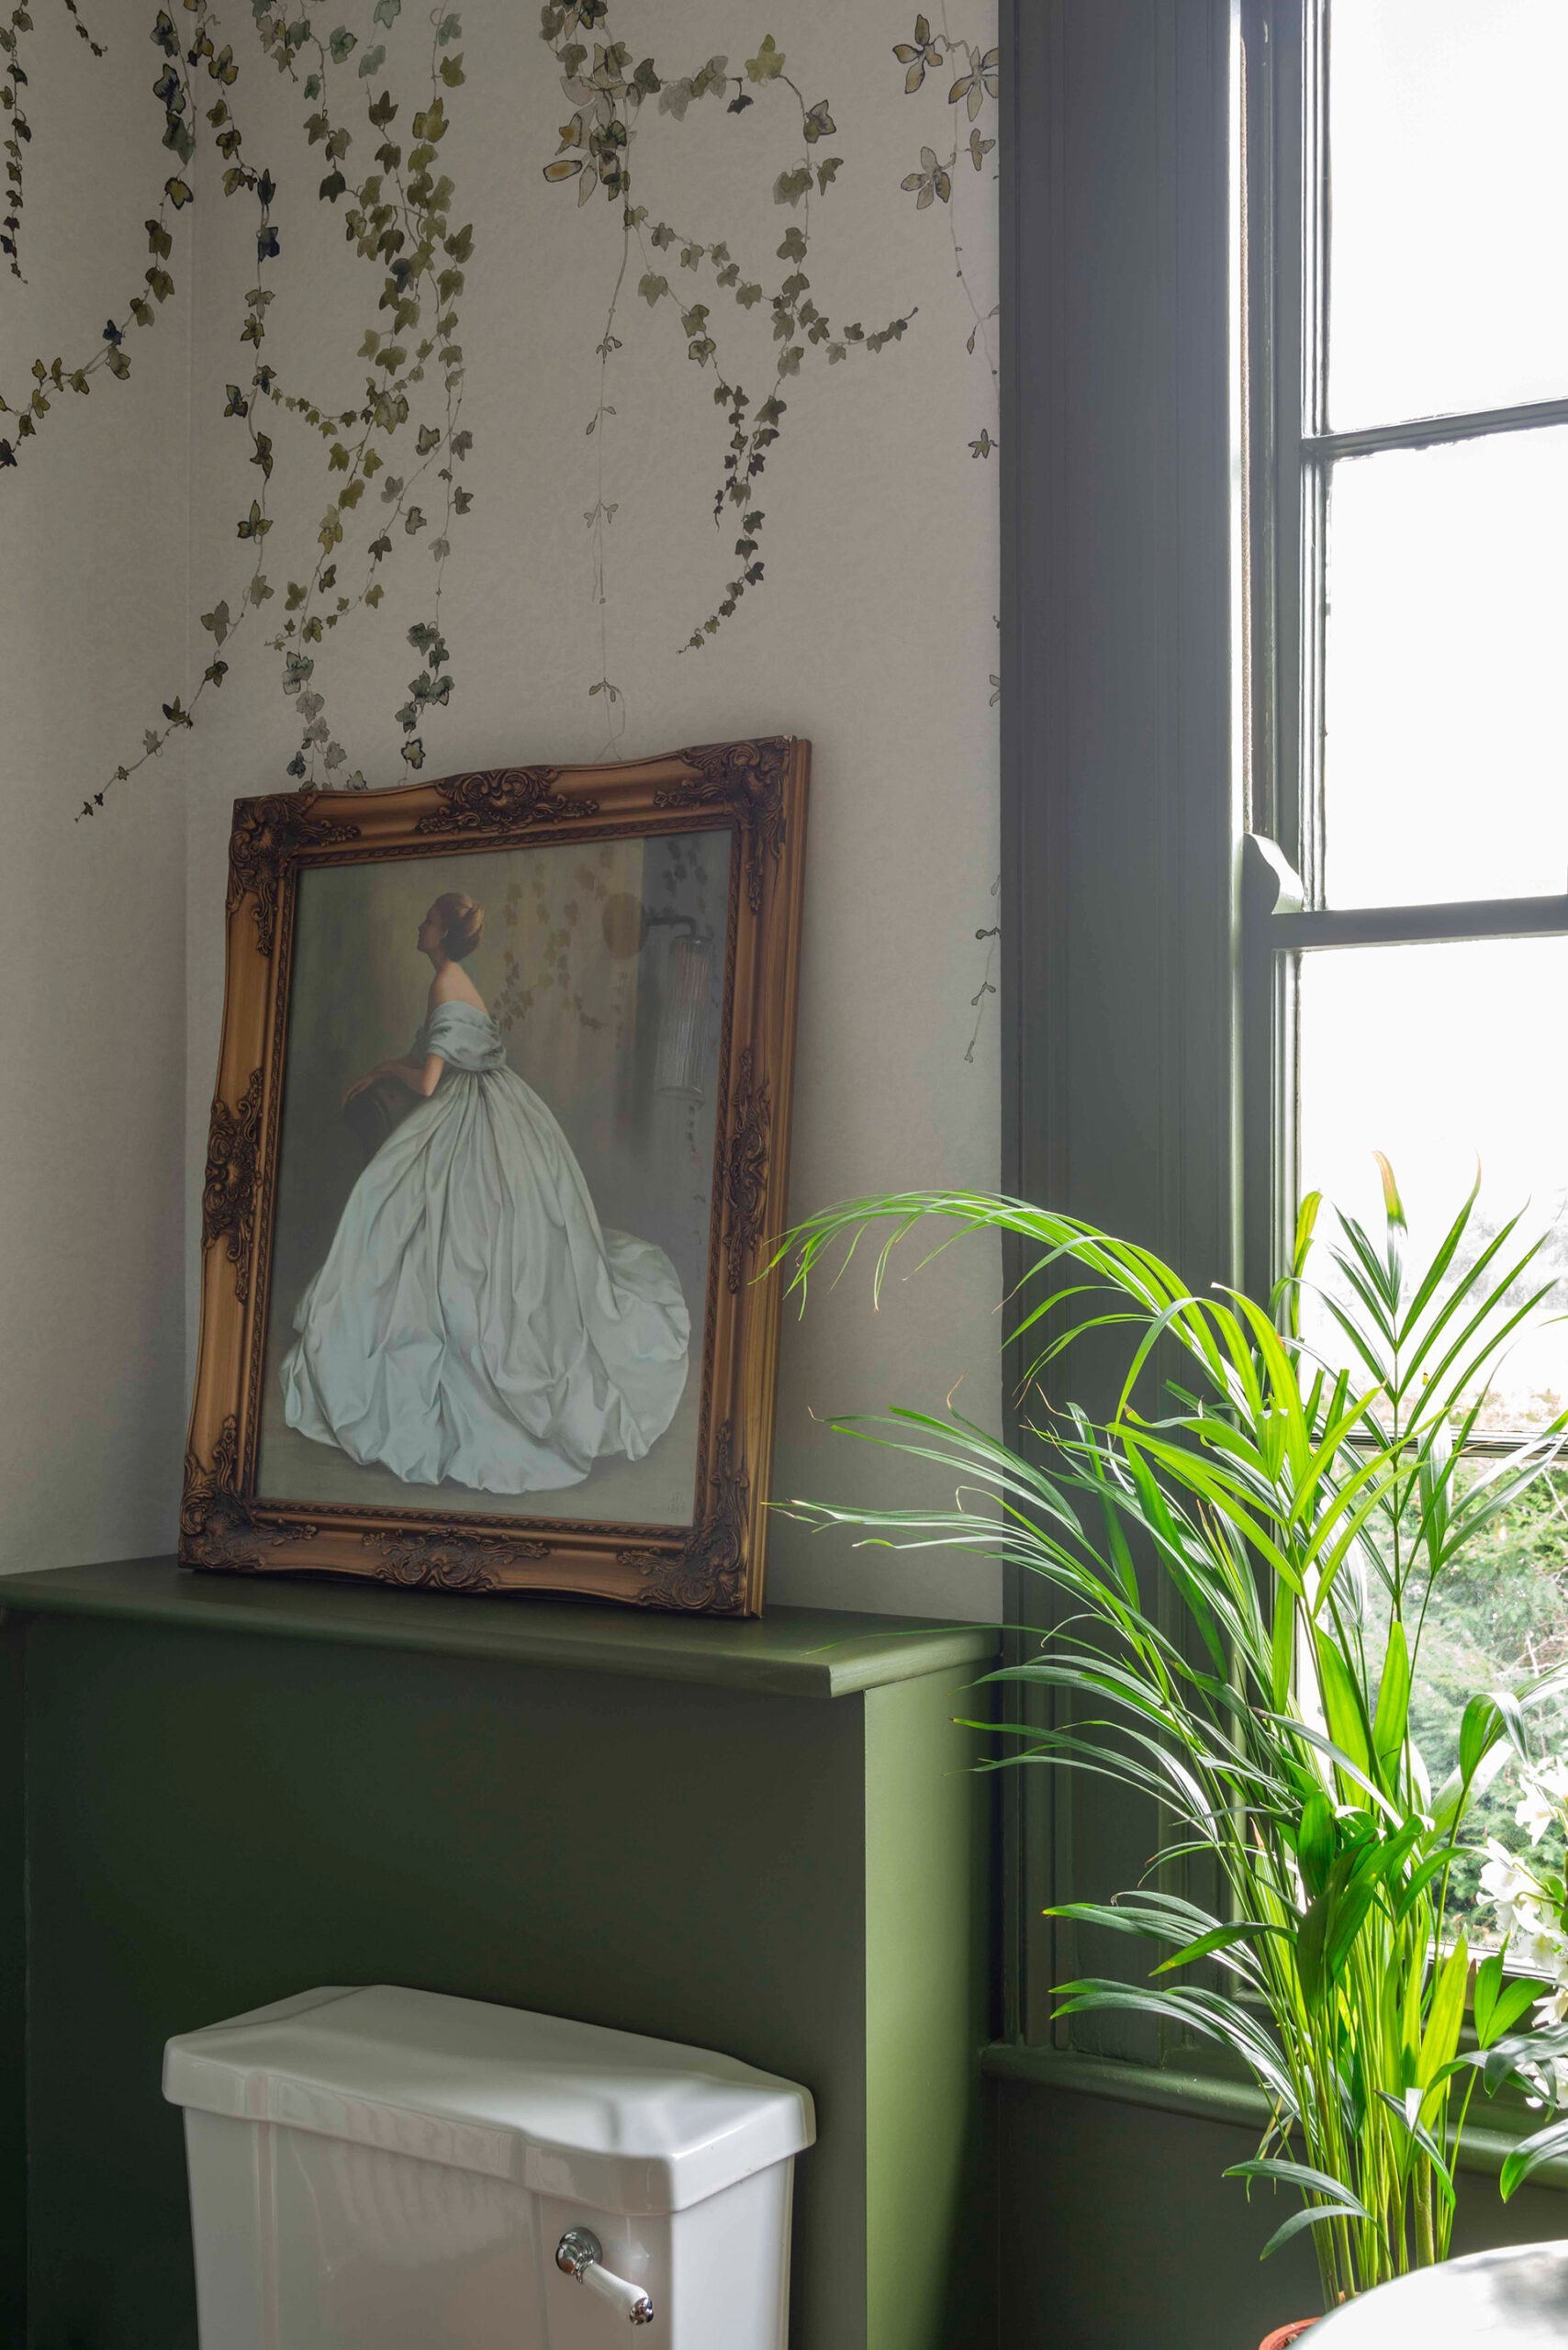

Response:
(538, 1), (916, 733)
(3, 0), (106, 280)
(892, 8), (998, 430)
(890, 7), (1002, 1062)
(0, 0), (474, 813)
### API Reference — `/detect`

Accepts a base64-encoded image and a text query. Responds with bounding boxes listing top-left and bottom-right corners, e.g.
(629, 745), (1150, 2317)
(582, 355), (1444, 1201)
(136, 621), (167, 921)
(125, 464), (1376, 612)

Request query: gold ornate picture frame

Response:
(181, 737), (809, 1617)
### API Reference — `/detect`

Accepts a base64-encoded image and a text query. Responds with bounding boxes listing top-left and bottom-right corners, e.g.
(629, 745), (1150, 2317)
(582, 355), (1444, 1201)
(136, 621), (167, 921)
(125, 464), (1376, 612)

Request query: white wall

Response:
(0, 6), (190, 1570)
(9, 0), (1001, 1615)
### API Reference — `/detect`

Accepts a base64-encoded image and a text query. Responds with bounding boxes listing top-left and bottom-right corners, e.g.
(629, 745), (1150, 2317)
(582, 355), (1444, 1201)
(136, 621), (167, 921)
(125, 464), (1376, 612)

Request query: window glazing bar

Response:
(1272, 894), (1568, 951)
(1305, 391), (1568, 463)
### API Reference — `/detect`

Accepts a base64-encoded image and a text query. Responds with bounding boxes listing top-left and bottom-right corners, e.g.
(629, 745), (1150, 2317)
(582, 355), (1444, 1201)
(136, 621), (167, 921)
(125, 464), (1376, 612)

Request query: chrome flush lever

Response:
(555, 2228), (655, 2326)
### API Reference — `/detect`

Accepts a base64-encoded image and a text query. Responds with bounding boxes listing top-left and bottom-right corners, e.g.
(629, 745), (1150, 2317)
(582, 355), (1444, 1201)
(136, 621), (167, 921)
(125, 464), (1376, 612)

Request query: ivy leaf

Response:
(745, 33), (784, 82)
(774, 165), (812, 207)
(328, 25), (355, 61)
(816, 155), (843, 191)
(404, 505), (426, 533)
(727, 91), (753, 113)
(638, 272), (668, 305)
(777, 225), (807, 263)
(372, 0), (400, 24)
(358, 41), (386, 76)
(434, 13), (460, 43)
(439, 51), (464, 84)
(400, 736), (425, 769)
(802, 99), (834, 143)
(201, 599), (232, 644)
(103, 319), (124, 348)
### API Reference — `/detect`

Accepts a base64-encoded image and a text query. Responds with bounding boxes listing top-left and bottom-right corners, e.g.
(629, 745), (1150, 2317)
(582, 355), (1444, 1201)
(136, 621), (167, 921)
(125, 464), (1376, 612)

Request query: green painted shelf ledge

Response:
(0, 1555), (999, 1698)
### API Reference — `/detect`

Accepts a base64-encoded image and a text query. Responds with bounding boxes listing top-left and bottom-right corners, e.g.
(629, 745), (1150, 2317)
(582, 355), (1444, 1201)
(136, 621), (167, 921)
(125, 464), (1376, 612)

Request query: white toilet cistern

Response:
(163, 1983), (815, 2347)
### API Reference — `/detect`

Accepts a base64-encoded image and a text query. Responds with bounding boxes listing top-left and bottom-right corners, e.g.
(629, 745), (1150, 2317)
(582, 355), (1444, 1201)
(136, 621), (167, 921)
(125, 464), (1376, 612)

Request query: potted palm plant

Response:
(782, 1166), (1568, 2328)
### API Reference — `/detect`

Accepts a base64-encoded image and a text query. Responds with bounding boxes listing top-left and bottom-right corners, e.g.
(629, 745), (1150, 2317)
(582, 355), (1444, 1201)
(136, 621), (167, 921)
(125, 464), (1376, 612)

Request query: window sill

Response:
(982, 2041), (1568, 2190)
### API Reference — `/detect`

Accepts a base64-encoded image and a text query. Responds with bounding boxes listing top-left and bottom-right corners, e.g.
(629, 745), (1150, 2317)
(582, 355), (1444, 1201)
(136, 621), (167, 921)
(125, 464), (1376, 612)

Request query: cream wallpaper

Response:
(0, 3), (190, 1572)
(5, 0), (1001, 1614)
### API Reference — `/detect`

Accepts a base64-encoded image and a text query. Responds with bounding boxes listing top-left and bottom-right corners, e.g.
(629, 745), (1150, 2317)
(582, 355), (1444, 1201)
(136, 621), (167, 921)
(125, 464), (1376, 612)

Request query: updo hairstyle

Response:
(431, 890), (485, 961)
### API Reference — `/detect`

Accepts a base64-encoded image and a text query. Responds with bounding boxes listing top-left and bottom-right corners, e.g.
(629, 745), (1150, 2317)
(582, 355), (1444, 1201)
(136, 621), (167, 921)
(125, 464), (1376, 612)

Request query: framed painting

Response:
(181, 737), (809, 1617)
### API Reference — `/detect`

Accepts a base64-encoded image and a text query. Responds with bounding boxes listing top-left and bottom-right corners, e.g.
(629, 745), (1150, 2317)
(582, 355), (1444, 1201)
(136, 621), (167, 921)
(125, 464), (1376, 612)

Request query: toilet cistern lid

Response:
(163, 1984), (815, 2215)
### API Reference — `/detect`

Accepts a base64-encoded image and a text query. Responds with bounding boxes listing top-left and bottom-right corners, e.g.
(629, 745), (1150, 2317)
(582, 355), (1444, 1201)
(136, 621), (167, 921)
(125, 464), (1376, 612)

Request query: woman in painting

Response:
(279, 891), (690, 1494)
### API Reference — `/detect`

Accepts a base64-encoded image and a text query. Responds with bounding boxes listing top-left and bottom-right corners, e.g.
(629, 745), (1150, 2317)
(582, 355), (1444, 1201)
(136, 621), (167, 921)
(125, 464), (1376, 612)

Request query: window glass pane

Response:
(1365, 1468), (1568, 1941)
(1297, 936), (1568, 1427)
(1328, 0), (1568, 426)
(1322, 430), (1568, 908)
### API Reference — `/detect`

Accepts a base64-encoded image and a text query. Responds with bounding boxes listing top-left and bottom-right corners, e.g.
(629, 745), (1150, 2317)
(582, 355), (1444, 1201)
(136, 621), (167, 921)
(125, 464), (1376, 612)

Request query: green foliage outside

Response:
(1389, 1466), (1568, 1927)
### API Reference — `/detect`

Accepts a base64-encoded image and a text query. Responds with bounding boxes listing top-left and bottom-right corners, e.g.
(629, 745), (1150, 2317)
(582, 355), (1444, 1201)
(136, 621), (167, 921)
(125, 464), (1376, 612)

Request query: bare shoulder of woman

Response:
(431, 967), (488, 1013)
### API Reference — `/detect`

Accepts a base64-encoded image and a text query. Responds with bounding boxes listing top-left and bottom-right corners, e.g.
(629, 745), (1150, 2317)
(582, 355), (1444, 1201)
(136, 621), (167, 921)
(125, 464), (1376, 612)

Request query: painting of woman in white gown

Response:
(255, 830), (731, 1528)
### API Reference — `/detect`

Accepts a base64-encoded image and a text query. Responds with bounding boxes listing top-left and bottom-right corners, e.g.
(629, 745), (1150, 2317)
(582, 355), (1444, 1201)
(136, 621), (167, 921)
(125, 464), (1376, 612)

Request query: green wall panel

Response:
(991, 2078), (1568, 2350)
(864, 1674), (992, 2350)
(0, 1583), (991, 2350)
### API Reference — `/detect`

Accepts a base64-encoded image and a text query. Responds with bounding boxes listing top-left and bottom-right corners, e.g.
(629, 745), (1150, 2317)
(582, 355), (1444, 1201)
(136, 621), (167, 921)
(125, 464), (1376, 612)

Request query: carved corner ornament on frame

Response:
(181, 738), (810, 1617)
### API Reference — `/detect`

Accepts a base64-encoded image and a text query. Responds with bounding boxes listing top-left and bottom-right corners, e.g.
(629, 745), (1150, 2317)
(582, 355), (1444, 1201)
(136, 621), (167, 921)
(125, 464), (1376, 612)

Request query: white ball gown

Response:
(280, 999), (690, 1494)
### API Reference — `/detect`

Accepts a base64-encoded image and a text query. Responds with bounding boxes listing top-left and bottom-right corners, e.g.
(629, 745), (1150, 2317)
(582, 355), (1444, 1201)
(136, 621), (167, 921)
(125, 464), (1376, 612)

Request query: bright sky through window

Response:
(1295, 1), (1568, 1427)
(1328, 0), (1568, 424)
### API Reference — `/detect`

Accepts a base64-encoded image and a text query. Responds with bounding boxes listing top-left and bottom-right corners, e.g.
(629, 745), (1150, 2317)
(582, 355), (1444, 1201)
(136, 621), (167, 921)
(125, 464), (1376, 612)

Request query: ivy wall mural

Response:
(2, 0), (996, 812)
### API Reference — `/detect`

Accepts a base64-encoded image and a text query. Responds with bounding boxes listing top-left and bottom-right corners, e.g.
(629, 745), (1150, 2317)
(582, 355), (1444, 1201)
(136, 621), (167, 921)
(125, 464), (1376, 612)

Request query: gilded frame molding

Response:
(181, 735), (810, 1617)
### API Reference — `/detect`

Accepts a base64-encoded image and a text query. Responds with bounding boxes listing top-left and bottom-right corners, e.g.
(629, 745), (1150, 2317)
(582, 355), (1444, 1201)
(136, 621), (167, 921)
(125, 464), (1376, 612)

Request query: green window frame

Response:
(1003, 0), (1568, 2063)
(1000, 0), (1242, 2053)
